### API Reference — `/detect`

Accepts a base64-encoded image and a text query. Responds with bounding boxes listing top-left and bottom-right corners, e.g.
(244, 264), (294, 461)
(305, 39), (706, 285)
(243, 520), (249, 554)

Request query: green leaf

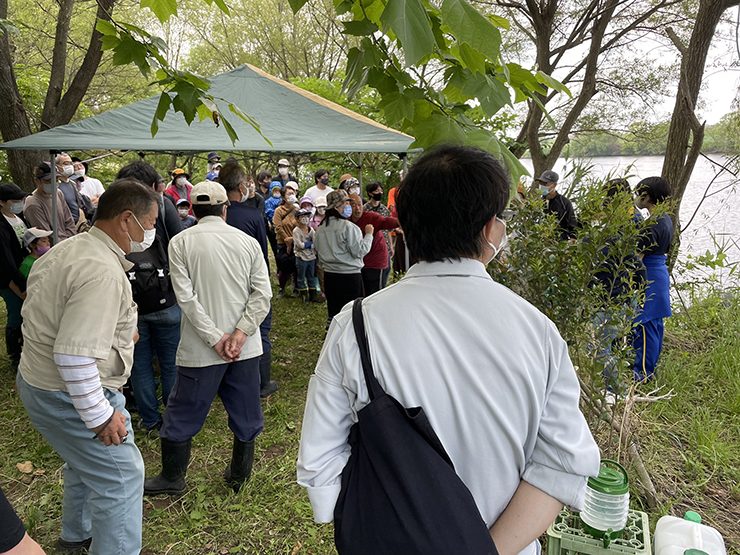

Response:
(380, 0), (435, 67)
(366, 68), (399, 96)
(335, 0), (354, 15)
(229, 103), (273, 146)
(211, 0), (230, 16)
(154, 92), (172, 122)
(378, 92), (415, 125)
(412, 100), (433, 122)
(140, 0), (177, 23)
(221, 115), (239, 146)
(343, 47), (369, 99)
(95, 19), (117, 36)
(342, 20), (379, 36)
(535, 71), (572, 98)
(288, 0), (309, 13)
(477, 75), (511, 116)
(410, 113), (466, 148)
(487, 14), (510, 30)
(100, 35), (121, 51)
(182, 72), (211, 92)
(441, 0), (502, 62)
(465, 128), (502, 157)
(458, 43), (485, 74)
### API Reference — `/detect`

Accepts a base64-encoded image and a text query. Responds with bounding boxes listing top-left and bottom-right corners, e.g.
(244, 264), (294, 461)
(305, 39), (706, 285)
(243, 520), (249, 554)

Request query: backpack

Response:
(125, 236), (177, 315)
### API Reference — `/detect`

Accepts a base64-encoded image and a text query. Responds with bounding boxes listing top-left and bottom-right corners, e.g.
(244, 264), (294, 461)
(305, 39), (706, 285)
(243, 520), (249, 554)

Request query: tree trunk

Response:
(0, 0), (44, 190)
(661, 0), (739, 237)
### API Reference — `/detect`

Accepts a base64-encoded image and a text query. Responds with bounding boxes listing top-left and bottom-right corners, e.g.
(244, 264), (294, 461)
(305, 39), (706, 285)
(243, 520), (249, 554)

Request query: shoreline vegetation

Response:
(1, 264), (739, 554)
(521, 113), (740, 159)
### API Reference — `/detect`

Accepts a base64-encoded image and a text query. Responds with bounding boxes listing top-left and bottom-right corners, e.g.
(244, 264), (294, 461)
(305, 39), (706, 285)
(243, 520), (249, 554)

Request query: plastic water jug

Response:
(580, 459), (630, 544)
(654, 511), (726, 555)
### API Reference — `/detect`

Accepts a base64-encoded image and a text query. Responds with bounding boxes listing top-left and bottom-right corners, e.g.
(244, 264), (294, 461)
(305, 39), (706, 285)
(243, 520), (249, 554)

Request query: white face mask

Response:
(178, 209), (189, 217)
(43, 183), (54, 195)
(73, 168), (85, 179)
(349, 187), (360, 196)
(286, 194), (297, 204)
(60, 165), (75, 177)
(484, 217), (508, 264)
(278, 167), (289, 177)
(8, 201), (24, 215)
(317, 207), (325, 215)
(128, 214), (156, 253)
(300, 217), (310, 225)
(175, 177), (187, 187)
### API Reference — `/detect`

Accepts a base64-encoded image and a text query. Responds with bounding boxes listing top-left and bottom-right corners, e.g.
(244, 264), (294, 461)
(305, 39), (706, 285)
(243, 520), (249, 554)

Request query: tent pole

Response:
(51, 152), (58, 245)
(358, 153), (362, 188)
(402, 153), (408, 180)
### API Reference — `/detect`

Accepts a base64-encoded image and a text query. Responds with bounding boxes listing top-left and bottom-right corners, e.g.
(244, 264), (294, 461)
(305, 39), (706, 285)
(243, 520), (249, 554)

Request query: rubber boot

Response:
(144, 438), (191, 495)
(223, 437), (255, 493)
(259, 352), (278, 399)
(300, 288), (309, 304)
(309, 288), (324, 304)
(5, 326), (22, 371)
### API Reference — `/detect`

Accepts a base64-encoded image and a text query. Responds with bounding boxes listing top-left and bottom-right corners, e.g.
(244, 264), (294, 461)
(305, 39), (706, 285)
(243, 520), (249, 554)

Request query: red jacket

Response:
(353, 211), (399, 270)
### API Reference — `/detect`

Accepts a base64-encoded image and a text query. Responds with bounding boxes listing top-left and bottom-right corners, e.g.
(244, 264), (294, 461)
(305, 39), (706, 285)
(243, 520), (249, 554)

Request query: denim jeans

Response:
(296, 258), (317, 290)
(17, 374), (144, 555)
(131, 304), (181, 428)
(381, 252), (392, 288)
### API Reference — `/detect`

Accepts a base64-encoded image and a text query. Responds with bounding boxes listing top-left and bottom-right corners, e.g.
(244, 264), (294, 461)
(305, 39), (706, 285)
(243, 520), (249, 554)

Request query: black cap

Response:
(535, 170), (559, 183)
(207, 151), (220, 162)
(0, 183), (29, 201)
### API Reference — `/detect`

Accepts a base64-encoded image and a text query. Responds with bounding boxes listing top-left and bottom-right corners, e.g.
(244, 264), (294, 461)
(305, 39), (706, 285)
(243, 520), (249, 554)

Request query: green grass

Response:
(2, 280), (740, 554)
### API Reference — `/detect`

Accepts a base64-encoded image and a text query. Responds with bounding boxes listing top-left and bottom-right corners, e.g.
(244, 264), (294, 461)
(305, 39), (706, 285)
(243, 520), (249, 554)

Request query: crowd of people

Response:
(0, 145), (674, 555)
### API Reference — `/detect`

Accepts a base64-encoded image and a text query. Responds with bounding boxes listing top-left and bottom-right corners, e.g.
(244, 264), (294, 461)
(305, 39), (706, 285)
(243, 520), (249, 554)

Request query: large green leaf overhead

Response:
(0, 65), (415, 154)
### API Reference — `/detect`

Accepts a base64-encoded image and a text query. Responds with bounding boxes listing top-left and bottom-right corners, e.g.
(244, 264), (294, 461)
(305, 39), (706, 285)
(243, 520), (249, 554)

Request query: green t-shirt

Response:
(19, 255), (37, 279)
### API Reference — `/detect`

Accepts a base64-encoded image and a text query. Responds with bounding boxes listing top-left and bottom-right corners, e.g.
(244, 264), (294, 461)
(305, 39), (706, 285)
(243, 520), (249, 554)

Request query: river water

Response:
(521, 155), (739, 286)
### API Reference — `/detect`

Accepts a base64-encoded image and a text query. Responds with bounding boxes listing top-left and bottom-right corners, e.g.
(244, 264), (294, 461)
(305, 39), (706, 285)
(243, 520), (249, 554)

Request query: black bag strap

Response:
(352, 298), (384, 401)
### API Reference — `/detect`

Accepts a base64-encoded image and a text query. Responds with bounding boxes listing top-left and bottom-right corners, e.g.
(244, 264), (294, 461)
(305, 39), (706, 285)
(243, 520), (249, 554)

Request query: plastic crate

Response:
(546, 509), (651, 555)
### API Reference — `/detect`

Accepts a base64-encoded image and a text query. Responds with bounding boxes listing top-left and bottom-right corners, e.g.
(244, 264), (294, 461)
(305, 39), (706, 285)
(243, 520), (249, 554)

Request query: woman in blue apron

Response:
(633, 177), (673, 382)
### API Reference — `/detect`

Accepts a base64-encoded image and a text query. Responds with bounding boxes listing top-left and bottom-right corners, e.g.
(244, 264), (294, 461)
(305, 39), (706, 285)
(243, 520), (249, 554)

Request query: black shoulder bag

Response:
(333, 299), (498, 555)
(125, 236), (177, 315)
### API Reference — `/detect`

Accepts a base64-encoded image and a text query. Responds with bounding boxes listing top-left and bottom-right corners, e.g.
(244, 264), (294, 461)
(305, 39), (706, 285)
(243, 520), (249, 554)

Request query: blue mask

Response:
(539, 185), (550, 196)
(342, 205), (353, 218)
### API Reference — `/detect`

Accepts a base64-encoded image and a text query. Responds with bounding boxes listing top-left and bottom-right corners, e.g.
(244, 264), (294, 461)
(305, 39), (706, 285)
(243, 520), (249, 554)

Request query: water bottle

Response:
(580, 459), (630, 543)
(654, 511), (727, 555)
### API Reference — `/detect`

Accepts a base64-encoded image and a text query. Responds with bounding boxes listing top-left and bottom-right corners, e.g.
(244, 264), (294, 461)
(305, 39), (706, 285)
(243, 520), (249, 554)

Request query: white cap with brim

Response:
(23, 227), (53, 247)
(278, 158), (290, 166)
(191, 181), (229, 205)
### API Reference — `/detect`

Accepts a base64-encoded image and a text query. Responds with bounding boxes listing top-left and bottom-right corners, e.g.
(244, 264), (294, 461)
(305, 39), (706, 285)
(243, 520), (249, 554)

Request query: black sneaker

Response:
(136, 419), (162, 437)
(260, 381), (279, 399)
(55, 537), (92, 554)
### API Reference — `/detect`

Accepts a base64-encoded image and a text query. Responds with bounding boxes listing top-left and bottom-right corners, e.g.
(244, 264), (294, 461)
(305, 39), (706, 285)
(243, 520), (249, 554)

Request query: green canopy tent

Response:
(0, 64), (415, 153)
(0, 63), (416, 243)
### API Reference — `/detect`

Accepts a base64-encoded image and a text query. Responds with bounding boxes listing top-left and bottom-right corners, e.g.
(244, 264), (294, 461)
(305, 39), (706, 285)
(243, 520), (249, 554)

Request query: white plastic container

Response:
(654, 512), (727, 555)
(580, 459), (630, 534)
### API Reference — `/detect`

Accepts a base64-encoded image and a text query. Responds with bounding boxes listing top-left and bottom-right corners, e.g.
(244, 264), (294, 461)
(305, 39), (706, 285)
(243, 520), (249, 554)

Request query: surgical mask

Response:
(539, 185), (550, 196)
(484, 217), (508, 264)
(272, 192), (281, 198)
(240, 192), (249, 203)
(286, 194), (297, 204)
(60, 165), (74, 177)
(175, 177), (187, 187)
(73, 168), (86, 179)
(317, 207), (325, 215)
(371, 192), (383, 201)
(35, 245), (50, 256)
(320, 177), (329, 185)
(9, 202), (24, 215)
(128, 214), (156, 253)
(178, 209), (189, 217)
(300, 217), (310, 225)
(341, 205), (353, 218)
(43, 183), (54, 195)
(278, 167), (289, 177)
(349, 187), (360, 196)
(249, 183), (255, 195)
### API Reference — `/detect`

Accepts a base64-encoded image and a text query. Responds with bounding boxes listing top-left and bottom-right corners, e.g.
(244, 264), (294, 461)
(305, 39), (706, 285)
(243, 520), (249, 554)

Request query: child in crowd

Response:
(292, 208), (322, 304)
(265, 182), (283, 227)
(310, 196), (327, 231)
(19, 228), (52, 279)
(176, 199), (197, 229)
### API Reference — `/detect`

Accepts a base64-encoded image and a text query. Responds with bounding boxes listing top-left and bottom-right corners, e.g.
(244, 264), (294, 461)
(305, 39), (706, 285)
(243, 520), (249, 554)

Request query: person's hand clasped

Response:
(224, 330), (247, 361)
(364, 224), (374, 235)
(214, 333), (231, 362)
(92, 410), (128, 446)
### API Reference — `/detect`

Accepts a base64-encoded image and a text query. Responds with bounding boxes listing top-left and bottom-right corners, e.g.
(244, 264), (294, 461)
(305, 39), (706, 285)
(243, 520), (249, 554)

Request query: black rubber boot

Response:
(55, 537), (92, 554)
(309, 288), (324, 304)
(144, 438), (191, 495)
(223, 437), (255, 493)
(5, 326), (22, 370)
(300, 288), (309, 304)
(259, 353), (278, 399)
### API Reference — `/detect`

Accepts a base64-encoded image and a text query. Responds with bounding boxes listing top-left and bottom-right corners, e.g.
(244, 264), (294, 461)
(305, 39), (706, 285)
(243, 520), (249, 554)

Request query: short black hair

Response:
(219, 162), (246, 194)
(396, 144), (510, 262)
(192, 204), (225, 219)
(635, 176), (670, 204)
(366, 181), (383, 195)
(116, 161), (159, 189)
(96, 178), (159, 221)
(256, 171), (271, 183)
(605, 178), (630, 199)
(314, 169), (328, 183)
